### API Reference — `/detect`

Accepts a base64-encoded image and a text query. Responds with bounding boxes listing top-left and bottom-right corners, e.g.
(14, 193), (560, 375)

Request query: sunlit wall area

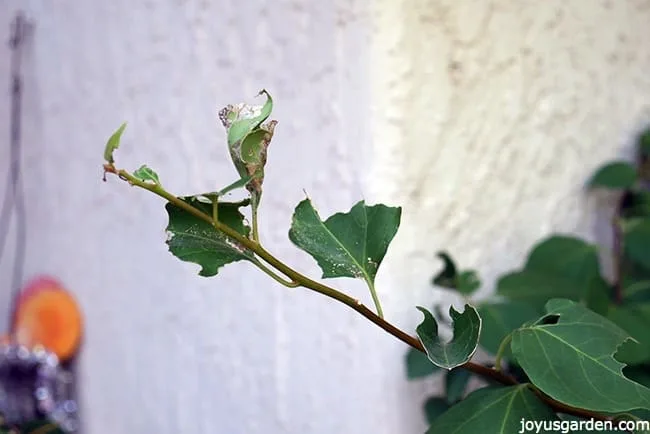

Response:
(370, 0), (650, 324)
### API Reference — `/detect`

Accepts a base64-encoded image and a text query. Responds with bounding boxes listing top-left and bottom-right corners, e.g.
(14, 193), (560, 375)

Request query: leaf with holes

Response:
(165, 198), (254, 277)
(219, 91), (276, 202)
(103, 122), (127, 164)
(608, 304), (650, 365)
(221, 90), (274, 148)
(133, 165), (161, 185)
(427, 385), (558, 434)
(511, 298), (650, 412)
(415, 305), (481, 370)
(589, 161), (638, 189)
(288, 198), (401, 287)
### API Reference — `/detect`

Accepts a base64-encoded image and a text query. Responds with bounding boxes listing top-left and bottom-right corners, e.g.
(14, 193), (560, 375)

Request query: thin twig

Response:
(103, 164), (612, 422)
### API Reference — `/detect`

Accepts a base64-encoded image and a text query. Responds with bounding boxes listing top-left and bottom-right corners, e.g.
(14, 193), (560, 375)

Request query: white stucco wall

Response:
(0, 1), (649, 433)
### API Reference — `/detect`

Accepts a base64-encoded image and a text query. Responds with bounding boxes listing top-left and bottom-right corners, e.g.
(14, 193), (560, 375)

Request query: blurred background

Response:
(0, 0), (649, 433)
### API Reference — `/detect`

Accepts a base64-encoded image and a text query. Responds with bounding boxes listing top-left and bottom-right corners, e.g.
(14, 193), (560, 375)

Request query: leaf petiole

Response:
(494, 332), (513, 372)
(366, 279), (384, 318)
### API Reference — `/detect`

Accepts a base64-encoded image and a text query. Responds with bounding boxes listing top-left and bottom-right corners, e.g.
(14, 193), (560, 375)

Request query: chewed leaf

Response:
(223, 90), (274, 147)
(165, 198), (254, 277)
(103, 122), (127, 163)
(511, 298), (650, 412)
(133, 165), (161, 185)
(241, 129), (270, 165)
(288, 198), (401, 285)
(415, 305), (481, 369)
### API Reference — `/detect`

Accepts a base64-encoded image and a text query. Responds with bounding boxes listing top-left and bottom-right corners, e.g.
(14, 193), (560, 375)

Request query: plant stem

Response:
(613, 216), (623, 304)
(494, 333), (513, 372)
(613, 193), (626, 304)
(365, 279), (384, 318)
(212, 197), (219, 223)
(251, 258), (299, 288)
(251, 193), (260, 242)
(103, 163), (613, 423)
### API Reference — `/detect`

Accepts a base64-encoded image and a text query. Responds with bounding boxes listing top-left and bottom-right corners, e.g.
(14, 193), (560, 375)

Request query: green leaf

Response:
(641, 128), (650, 155)
(525, 236), (601, 283)
(445, 368), (471, 403)
(415, 305), (481, 370)
(496, 270), (583, 307)
(432, 252), (480, 295)
(456, 270), (480, 295)
(405, 347), (440, 379)
(623, 278), (650, 304)
(624, 218), (650, 270)
(477, 301), (540, 355)
(584, 276), (612, 316)
(498, 236), (605, 309)
(589, 161), (638, 189)
(608, 305), (650, 364)
(218, 175), (253, 197)
(511, 298), (650, 412)
(165, 198), (254, 277)
(424, 397), (450, 424)
(132, 164), (161, 185)
(433, 252), (457, 288)
(426, 385), (558, 434)
(288, 199), (401, 285)
(103, 122), (127, 163)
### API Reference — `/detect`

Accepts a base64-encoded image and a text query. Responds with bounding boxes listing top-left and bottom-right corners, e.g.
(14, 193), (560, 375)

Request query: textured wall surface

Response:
(0, 0), (649, 433)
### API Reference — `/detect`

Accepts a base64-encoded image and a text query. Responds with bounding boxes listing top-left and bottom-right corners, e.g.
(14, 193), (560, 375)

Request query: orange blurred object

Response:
(12, 276), (83, 362)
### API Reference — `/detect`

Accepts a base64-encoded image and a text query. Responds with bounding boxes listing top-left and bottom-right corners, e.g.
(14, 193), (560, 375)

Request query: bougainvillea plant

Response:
(102, 91), (650, 433)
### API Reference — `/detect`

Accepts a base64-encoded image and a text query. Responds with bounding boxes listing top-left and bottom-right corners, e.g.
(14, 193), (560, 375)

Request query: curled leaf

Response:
(132, 165), (161, 185)
(103, 122), (127, 164)
(218, 91), (277, 209)
(415, 305), (481, 370)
